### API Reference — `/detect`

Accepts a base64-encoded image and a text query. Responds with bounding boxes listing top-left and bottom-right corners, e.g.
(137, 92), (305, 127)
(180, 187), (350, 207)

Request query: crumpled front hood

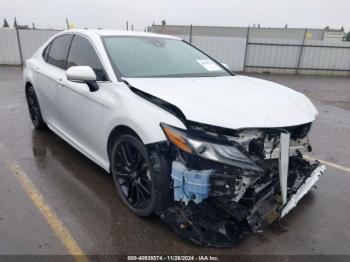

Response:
(124, 75), (318, 129)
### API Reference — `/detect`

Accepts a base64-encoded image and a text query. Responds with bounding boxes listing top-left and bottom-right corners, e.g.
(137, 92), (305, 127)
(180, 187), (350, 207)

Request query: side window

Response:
(66, 35), (108, 81)
(42, 43), (51, 62)
(47, 35), (73, 69)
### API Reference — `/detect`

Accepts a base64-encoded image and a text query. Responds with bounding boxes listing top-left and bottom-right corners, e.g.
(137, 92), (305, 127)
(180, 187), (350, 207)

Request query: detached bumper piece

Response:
(281, 164), (326, 217)
(246, 161), (326, 233)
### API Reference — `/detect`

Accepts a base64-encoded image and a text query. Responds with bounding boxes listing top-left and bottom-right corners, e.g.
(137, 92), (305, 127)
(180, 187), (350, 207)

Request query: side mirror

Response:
(66, 66), (99, 92)
(221, 63), (230, 71)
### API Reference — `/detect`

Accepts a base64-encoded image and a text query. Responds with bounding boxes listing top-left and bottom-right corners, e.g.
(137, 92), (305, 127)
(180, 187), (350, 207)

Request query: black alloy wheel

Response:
(111, 135), (155, 216)
(26, 85), (46, 129)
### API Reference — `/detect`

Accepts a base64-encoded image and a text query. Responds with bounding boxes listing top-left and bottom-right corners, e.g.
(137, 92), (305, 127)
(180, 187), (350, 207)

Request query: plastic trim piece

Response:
(279, 132), (290, 205)
(281, 164), (326, 217)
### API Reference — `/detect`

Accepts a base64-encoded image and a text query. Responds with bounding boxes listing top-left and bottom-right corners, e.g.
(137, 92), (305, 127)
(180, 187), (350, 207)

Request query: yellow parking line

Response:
(304, 155), (350, 173)
(6, 160), (89, 262)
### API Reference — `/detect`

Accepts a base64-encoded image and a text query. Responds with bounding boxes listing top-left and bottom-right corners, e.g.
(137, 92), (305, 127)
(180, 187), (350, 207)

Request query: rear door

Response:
(31, 42), (52, 121)
(56, 34), (110, 162)
(35, 34), (73, 128)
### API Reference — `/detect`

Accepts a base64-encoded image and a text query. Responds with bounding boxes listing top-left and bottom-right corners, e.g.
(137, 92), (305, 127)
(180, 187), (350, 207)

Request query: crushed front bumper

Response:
(247, 161), (326, 233)
(281, 164), (326, 217)
(161, 159), (326, 247)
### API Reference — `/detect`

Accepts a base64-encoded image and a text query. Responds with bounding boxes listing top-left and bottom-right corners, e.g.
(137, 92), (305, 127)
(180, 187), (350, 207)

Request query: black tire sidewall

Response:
(26, 86), (46, 130)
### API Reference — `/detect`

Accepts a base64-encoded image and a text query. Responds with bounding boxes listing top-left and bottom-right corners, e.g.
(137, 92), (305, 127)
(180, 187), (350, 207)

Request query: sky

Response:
(1, 0), (349, 32)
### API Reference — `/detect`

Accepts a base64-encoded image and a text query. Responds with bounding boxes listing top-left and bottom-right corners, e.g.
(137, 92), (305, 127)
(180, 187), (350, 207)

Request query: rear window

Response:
(42, 43), (51, 62)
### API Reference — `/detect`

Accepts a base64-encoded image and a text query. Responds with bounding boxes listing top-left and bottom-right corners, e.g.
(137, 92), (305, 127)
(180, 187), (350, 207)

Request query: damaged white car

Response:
(23, 29), (325, 247)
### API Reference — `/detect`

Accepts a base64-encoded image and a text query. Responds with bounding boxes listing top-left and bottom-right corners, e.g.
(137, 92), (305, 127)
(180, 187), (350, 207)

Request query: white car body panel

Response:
(124, 76), (318, 129)
(23, 29), (318, 173)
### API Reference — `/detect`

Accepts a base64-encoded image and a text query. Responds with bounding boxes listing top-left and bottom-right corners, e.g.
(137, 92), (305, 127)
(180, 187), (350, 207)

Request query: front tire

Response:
(26, 85), (46, 130)
(111, 135), (156, 216)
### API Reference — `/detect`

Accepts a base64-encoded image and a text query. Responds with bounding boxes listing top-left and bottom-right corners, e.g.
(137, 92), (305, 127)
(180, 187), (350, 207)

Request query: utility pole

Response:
(66, 18), (69, 30)
(243, 26), (250, 72)
(189, 24), (193, 43)
(14, 17), (23, 65)
(296, 28), (308, 74)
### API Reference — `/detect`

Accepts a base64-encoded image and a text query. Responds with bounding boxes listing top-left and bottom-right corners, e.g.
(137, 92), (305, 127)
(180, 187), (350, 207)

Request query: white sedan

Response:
(23, 29), (325, 247)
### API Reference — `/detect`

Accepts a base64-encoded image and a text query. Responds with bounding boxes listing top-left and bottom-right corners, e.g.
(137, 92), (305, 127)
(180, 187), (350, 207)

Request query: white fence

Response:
(245, 38), (350, 75)
(0, 28), (59, 65)
(0, 28), (21, 64)
(176, 35), (246, 71)
(1, 28), (350, 76)
(157, 27), (350, 76)
(191, 36), (247, 71)
(19, 29), (59, 62)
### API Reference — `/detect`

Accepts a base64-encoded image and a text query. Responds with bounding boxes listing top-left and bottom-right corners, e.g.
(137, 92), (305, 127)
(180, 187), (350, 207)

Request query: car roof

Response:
(65, 29), (181, 40)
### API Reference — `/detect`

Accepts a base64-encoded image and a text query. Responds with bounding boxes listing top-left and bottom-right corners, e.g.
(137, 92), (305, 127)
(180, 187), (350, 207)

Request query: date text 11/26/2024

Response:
(127, 255), (219, 261)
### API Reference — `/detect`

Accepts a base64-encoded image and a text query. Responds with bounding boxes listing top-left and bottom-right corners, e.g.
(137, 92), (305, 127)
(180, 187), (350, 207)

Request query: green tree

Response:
(3, 18), (9, 27)
(346, 32), (350, 41)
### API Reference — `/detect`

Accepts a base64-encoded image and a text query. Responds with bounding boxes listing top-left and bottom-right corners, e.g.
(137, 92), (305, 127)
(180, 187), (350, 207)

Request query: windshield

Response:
(102, 36), (231, 78)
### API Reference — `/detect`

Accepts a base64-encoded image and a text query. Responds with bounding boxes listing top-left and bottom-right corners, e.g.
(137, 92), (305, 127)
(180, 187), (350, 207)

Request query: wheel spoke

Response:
(136, 184), (141, 203)
(115, 163), (128, 173)
(120, 144), (128, 161)
(132, 152), (143, 171)
(120, 180), (129, 187)
(116, 173), (130, 179)
(118, 147), (130, 167)
(134, 184), (149, 208)
(123, 143), (133, 165)
(127, 181), (134, 200)
(140, 175), (151, 187)
(138, 180), (151, 195)
(137, 184), (147, 200)
(138, 163), (148, 174)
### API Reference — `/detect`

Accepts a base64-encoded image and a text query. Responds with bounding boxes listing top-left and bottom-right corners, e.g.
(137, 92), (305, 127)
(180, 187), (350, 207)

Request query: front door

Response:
(55, 34), (110, 164)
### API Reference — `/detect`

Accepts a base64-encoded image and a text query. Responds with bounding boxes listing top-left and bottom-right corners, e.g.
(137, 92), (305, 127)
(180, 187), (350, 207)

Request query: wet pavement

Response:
(0, 66), (350, 255)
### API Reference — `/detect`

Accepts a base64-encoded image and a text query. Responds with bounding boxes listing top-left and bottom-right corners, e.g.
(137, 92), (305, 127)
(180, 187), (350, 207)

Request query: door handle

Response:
(56, 78), (63, 85)
(34, 66), (40, 72)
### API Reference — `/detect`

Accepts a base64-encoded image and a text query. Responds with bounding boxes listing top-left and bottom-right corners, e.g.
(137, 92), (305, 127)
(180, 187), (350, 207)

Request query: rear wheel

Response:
(111, 134), (171, 217)
(26, 85), (46, 129)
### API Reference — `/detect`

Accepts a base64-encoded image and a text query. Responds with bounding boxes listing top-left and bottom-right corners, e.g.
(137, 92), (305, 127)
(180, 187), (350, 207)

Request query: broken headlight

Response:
(160, 123), (263, 173)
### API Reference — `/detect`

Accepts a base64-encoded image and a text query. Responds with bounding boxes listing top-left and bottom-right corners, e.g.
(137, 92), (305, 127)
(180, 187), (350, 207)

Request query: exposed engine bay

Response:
(156, 122), (326, 247)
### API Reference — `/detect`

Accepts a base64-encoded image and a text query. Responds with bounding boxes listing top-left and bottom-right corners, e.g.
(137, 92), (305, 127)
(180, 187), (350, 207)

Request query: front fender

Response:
(102, 83), (186, 165)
